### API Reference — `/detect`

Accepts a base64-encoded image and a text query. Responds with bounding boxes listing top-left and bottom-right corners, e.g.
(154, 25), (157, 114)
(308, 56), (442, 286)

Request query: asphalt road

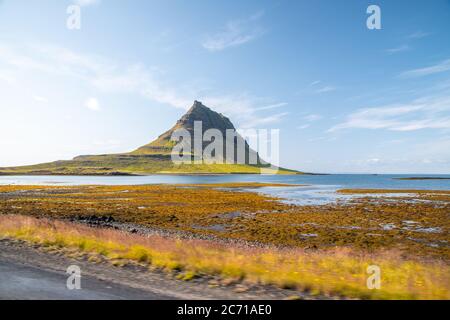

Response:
(0, 238), (294, 300)
(0, 257), (174, 300)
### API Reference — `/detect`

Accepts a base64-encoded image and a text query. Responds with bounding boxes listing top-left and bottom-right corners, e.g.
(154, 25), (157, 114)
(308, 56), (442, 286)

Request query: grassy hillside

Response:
(0, 154), (301, 175)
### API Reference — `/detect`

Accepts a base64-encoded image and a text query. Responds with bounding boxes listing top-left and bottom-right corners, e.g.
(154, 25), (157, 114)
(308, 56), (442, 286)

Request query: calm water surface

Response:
(1, 174), (449, 205)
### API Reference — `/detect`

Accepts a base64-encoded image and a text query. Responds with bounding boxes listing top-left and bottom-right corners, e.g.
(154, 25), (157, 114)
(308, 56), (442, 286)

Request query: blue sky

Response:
(0, 0), (449, 173)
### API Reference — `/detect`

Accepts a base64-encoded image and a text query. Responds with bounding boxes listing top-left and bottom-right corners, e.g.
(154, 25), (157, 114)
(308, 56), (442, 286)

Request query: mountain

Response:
(130, 101), (261, 164)
(133, 100), (234, 155)
(0, 101), (300, 175)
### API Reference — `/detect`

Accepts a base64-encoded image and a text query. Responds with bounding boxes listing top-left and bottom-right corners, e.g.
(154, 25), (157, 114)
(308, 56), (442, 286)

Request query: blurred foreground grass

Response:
(0, 214), (448, 300)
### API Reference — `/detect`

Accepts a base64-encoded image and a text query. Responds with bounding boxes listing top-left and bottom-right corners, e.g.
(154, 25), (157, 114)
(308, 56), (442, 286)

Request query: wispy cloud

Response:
(74, 0), (101, 7)
(296, 114), (322, 130)
(32, 95), (48, 103)
(240, 112), (289, 128)
(202, 11), (265, 52)
(295, 80), (336, 96)
(0, 43), (191, 109)
(399, 59), (450, 78)
(329, 95), (450, 132)
(255, 102), (288, 111)
(303, 114), (322, 122)
(407, 31), (431, 39)
(199, 94), (288, 127)
(385, 44), (410, 55)
(85, 97), (100, 111)
(0, 43), (286, 128)
(0, 69), (16, 84)
(315, 86), (336, 94)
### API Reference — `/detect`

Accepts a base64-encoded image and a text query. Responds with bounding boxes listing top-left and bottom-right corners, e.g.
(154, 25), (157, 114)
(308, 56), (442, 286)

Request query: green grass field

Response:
(0, 154), (301, 175)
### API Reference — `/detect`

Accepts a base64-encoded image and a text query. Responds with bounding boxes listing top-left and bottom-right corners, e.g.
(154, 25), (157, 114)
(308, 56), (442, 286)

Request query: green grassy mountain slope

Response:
(0, 101), (301, 175)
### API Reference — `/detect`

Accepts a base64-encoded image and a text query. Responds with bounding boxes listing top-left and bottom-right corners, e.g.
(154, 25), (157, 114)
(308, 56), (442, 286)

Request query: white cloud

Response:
(385, 44), (410, 55)
(255, 102), (288, 111)
(310, 80), (321, 86)
(85, 97), (100, 111)
(32, 95), (48, 103)
(308, 136), (327, 142)
(89, 64), (192, 109)
(296, 114), (321, 131)
(202, 11), (265, 52)
(240, 112), (289, 128)
(315, 86), (336, 94)
(0, 43), (286, 128)
(199, 94), (288, 127)
(407, 31), (431, 39)
(0, 69), (16, 84)
(74, 0), (101, 7)
(0, 43), (190, 110)
(366, 158), (381, 164)
(0, 43), (111, 80)
(329, 95), (450, 132)
(399, 59), (450, 78)
(303, 114), (322, 122)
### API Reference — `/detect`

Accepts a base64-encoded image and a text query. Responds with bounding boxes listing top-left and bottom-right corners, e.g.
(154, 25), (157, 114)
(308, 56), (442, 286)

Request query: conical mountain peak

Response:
(190, 100), (208, 111)
(176, 101), (235, 132)
(183, 100), (212, 117)
(131, 101), (249, 158)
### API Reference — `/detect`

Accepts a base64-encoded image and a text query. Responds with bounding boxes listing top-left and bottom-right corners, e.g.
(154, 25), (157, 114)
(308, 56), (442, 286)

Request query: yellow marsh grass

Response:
(0, 214), (448, 300)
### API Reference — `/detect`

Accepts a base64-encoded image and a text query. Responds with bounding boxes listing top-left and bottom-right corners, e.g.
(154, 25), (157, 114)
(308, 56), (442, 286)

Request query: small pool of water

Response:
(242, 185), (421, 206)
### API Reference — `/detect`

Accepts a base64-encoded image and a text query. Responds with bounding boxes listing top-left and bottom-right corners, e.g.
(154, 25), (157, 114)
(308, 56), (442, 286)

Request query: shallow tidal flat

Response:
(0, 183), (449, 260)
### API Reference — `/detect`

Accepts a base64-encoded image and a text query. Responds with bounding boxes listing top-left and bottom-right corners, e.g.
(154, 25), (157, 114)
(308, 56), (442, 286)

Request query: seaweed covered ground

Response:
(0, 184), (448, 261)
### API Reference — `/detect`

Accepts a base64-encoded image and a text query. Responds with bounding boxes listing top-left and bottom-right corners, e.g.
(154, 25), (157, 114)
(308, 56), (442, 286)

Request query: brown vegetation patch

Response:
(0, 185), (448, 260)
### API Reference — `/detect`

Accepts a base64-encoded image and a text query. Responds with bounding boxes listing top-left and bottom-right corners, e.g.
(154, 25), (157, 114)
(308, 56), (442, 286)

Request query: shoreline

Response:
(0, 171), (307, 177)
